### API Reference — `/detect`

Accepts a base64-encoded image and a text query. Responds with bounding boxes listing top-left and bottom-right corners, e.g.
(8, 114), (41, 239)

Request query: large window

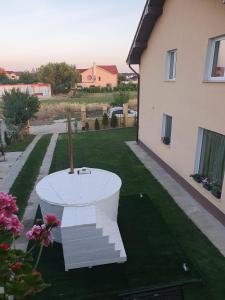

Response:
(166, 50), (177, 80)
(199, 129), (225, 189)
(161, 114), (172, 145)
(206, 36), (225, 81)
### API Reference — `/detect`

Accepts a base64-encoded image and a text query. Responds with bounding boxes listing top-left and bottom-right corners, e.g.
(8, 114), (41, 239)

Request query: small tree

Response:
(3, 89), (40, 137)
(112, 91), (129, 106)
(102, 113), (109, 129)
(110, 113), (118, 128)
(94, 118), (100, 130)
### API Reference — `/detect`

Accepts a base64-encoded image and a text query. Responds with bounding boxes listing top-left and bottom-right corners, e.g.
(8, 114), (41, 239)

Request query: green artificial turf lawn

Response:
(33, 128), (225, 299)
(10, 134), (51, 218)
(32, 194), (198, 300)
(5, 134), (35, 152)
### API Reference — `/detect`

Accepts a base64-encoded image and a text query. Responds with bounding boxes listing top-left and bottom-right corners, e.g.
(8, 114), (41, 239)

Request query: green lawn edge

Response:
(5, 134), (35, 152)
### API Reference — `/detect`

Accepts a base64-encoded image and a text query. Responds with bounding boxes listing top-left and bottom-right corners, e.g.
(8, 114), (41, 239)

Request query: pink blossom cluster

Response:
(0, 192), (18, 216)
(26, 224), (53, 247)
(0, 192), (23, 236)
(26, 214), (60, 247)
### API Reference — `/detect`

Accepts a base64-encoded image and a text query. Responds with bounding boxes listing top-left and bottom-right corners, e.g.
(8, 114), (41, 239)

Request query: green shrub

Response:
(94, 119), (100, 130)
(102, 113), (109, 128)
(112, 91), (129, 106)
(110, 113), (118, 128)
(85, 122), (89, 131)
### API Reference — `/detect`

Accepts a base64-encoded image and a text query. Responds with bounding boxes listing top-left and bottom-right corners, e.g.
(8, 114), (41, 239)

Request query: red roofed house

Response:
(77, 63), (118, 88)
(0, 67), (21, 80)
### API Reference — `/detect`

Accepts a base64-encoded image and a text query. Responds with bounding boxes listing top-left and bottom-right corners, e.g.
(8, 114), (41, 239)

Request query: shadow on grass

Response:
(31, 194), (200, 300)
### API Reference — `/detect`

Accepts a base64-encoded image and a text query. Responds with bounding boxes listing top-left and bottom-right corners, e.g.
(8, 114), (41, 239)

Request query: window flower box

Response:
(211, 185), (222, 199)
(162, 136), (171, 145)
(190, 174), (203, 183)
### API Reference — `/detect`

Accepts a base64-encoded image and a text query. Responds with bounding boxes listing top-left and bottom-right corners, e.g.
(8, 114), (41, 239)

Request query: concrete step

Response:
(65, 256), (127, 271)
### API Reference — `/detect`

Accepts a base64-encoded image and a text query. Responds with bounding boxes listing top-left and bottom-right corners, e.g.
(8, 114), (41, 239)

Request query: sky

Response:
(0, 0), (145, 73)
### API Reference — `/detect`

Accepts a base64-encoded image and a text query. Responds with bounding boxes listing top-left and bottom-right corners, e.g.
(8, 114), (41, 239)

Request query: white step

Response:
(61, 205), (126, 270)
(96, 208), (127, 258)
(65, 256), (126, 271)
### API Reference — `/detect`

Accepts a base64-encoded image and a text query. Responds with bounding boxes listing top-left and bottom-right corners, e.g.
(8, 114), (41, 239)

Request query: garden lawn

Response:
(34, 128), (225, 299)
(5, 135), (35, 152)
(40, 91), (137, 105)
(10, 134), (51, 218)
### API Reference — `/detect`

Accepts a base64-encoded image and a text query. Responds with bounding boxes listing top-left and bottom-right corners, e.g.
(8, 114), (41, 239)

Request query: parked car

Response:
(107, 106), (137, 118)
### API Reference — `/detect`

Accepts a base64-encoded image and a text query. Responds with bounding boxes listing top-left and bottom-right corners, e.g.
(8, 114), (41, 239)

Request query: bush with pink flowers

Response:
(0, 192), (61, 299)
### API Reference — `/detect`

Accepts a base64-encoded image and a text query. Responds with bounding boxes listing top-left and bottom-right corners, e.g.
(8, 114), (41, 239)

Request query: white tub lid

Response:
(36, 168), (122, 207)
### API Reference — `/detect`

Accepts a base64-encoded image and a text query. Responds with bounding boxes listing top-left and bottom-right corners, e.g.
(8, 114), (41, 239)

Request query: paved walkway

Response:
(30, 119), (82, 135)
(127, 141), (225, 257)
(0, 152), (22, 182)
(0, 135), (42, 193)
(16, 133), (59, 251)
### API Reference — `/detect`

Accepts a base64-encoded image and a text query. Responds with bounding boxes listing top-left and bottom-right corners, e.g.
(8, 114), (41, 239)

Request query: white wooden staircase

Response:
(61, 205), (127, 271)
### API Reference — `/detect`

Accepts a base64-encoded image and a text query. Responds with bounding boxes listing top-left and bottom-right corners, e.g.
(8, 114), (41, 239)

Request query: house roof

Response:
(77, 68), (88, 73)
(6, 70), (21, 76)
(78, 65), (118, 75)
(0, 68), (6, 74)
(98, 65), (118, 75)
(127, 0), (165, 65)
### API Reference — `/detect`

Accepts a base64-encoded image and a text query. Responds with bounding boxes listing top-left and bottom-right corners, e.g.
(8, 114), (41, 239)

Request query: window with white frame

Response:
(194, 128), (225, 199)
(161, 114), (172, 145)
(206, 36), (225, 81)
(166, 50), (177, 80)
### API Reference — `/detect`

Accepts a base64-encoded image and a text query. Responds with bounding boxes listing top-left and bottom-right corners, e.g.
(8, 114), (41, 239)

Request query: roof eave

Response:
(127, 0), (165, 65)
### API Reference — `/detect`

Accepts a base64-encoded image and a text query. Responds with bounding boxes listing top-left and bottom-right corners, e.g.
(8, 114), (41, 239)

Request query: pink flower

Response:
(45, 214), (61, 228)
(0, 213), (23, 236)
(0, 192), (18, 216)
(26, 224), (53, 247)
(10, 262), (22, 271)
(0, 243), (10, 251)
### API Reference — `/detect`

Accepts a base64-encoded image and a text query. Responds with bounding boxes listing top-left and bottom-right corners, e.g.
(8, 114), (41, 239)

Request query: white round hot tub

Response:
(36, 168), (126, 270)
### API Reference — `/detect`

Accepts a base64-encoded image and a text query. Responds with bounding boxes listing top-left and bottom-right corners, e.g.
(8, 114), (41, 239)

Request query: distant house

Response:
(77, 63), (118, 88)
(0, 83), (51, 98)
(120, 73), (138, 85)
(0, 67), (21, 80)
(127, 0), (225, 217)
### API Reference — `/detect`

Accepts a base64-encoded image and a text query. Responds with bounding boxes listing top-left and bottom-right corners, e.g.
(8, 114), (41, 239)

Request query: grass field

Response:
(29, 128), (225, 300)
(10, 134), (51, 218)
(5, 135), (35, 152)
(40, 91), (137, 105)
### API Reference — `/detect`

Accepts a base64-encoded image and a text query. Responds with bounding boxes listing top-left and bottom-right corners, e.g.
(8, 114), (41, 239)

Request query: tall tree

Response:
(38, 62), (80, 94)
(3, 89), (40, 127)
(19, 71), (39, 84)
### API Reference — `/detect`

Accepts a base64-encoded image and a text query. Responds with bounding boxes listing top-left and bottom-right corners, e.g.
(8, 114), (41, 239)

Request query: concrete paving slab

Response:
(126, 141), (225, 257)
(0, 152), (22, 182)
(0, 135), (42, 193)
(15, 133), (58, 251)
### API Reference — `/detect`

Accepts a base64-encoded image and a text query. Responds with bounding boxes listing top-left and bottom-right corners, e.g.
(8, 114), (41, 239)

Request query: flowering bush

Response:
(0, 192), (61, 299)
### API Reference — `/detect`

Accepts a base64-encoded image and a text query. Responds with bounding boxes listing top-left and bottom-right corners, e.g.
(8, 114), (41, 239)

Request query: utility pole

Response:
(67, 110), (74, 174)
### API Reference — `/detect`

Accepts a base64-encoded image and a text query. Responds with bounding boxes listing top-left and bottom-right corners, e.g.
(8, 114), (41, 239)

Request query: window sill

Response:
(203, 80), (225, 83)
(191, 177), (222, 200)
(164, 79), (176, 82)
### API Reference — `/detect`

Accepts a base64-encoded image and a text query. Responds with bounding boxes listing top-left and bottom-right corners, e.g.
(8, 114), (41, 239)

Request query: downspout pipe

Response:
(129, 64), (140, 144)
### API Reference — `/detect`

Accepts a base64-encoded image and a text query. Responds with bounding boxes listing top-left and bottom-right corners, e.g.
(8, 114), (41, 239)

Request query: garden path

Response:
(0, 135), (42, 193)
(15, 133), (58, 251)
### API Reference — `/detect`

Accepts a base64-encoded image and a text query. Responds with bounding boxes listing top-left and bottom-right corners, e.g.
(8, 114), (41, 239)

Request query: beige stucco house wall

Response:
(78, 64), (118, 88)
(135, 0), (225, 213)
